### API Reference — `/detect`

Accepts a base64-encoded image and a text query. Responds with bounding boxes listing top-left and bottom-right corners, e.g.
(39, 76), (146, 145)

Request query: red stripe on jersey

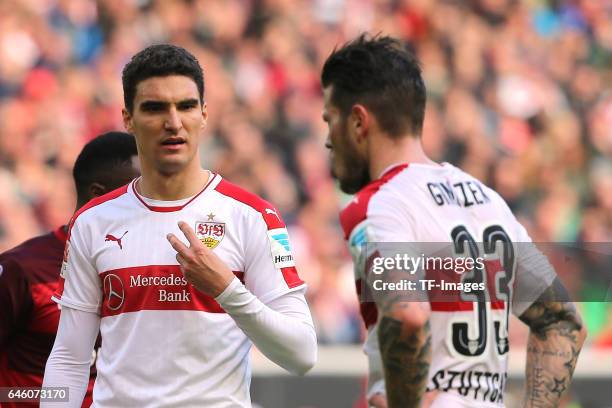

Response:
(99, 266), (245, 317)
(131, 174), (218, 212)
(339, 164), (409, 240)
(356, 259), (507, 317)
(280, 266), (304, 288)
(430, 302), (474, 312)
(483, 259), (508, 310)
(215, 178), (304, 288)
(344, 164), (410, 329)
(57, 186), (129, 302)
(215, 179), (285, 230)
(427, 259), (507, 311)
(52, 225), (68, 243)
(431, 302), (506, 312)
(355, 279), (378, 328)
(67, 184), (130, 239)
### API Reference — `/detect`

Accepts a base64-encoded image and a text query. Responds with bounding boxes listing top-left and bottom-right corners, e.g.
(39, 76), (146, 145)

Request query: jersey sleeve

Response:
(215, 280), (316, 374)
(52, 218), (102, 313)
(349, 192), (422, 281)
(347, 191), (416, 256)
(42, 307), (100, 408)
(511, 223), (557, 317)
(0, 258), (33, 348)
(366, 190), (418, 242)
(243, 207), (304, 304)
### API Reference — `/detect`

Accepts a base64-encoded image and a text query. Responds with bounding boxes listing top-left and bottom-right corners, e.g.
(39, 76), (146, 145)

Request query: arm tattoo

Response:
(378, 313), (431, 408)
(519, 278), (586, 408)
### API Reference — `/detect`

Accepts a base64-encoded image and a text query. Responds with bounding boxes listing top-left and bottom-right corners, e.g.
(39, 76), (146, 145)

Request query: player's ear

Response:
(351, 104), (370, 142)
(88, 182), (107, 199)
(122, 108), (134, 134)
(201, 102), (208, 129)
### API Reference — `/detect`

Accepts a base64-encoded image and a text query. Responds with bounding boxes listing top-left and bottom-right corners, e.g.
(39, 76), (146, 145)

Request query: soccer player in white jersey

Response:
(42, 44), (316, 407)
(321, 34), (587, 408)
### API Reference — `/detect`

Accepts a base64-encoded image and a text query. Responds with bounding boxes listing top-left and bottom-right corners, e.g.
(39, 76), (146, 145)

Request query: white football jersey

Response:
(54, 174), (304, 407)
(341, 163), (555, 407)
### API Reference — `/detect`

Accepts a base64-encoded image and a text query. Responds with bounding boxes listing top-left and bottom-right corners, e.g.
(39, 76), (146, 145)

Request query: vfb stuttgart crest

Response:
(195, 221), (225, 249)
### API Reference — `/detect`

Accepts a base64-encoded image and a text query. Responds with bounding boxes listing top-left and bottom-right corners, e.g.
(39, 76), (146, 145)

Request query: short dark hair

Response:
(122, 44), (205, 113)
(321, 34), (426, 137)
(73, 132), (137, 200)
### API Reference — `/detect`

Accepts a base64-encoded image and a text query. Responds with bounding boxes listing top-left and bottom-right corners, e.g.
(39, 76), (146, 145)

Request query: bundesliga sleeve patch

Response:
(60, 241), (70, 278)
(267, 228), (295, 269)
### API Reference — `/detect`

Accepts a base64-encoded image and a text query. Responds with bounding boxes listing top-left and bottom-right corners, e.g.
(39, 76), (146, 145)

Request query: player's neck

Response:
(369, 134), (436, 179)
(138, 164), (210, 201)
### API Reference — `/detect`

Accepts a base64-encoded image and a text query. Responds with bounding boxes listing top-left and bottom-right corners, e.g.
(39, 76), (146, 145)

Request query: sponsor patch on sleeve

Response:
(348, 221), (370, 261)
(267, 228), (296, 269)
(60, 241), (70, 278)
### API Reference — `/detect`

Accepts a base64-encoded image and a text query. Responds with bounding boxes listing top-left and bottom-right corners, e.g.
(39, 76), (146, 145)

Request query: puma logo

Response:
(105, 231), (128, 250)
(265, 208), (281, 221)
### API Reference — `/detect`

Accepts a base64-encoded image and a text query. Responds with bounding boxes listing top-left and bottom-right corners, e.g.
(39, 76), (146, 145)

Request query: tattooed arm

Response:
(519, 278), (587, 408)
(377, 301), (431, 408)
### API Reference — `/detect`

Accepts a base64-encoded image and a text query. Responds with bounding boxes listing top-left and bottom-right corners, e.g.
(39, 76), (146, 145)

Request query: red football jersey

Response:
(0, 226), (96, 408)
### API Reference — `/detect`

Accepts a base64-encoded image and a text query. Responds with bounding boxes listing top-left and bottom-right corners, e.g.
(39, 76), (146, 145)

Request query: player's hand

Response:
(167, 221), (235, 298)
(422, 390), (439, 408)
(368, 393), (388, 408)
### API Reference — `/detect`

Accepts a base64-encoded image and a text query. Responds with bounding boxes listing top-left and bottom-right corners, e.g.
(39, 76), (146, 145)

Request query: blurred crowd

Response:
(0, 0), (610, 347)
